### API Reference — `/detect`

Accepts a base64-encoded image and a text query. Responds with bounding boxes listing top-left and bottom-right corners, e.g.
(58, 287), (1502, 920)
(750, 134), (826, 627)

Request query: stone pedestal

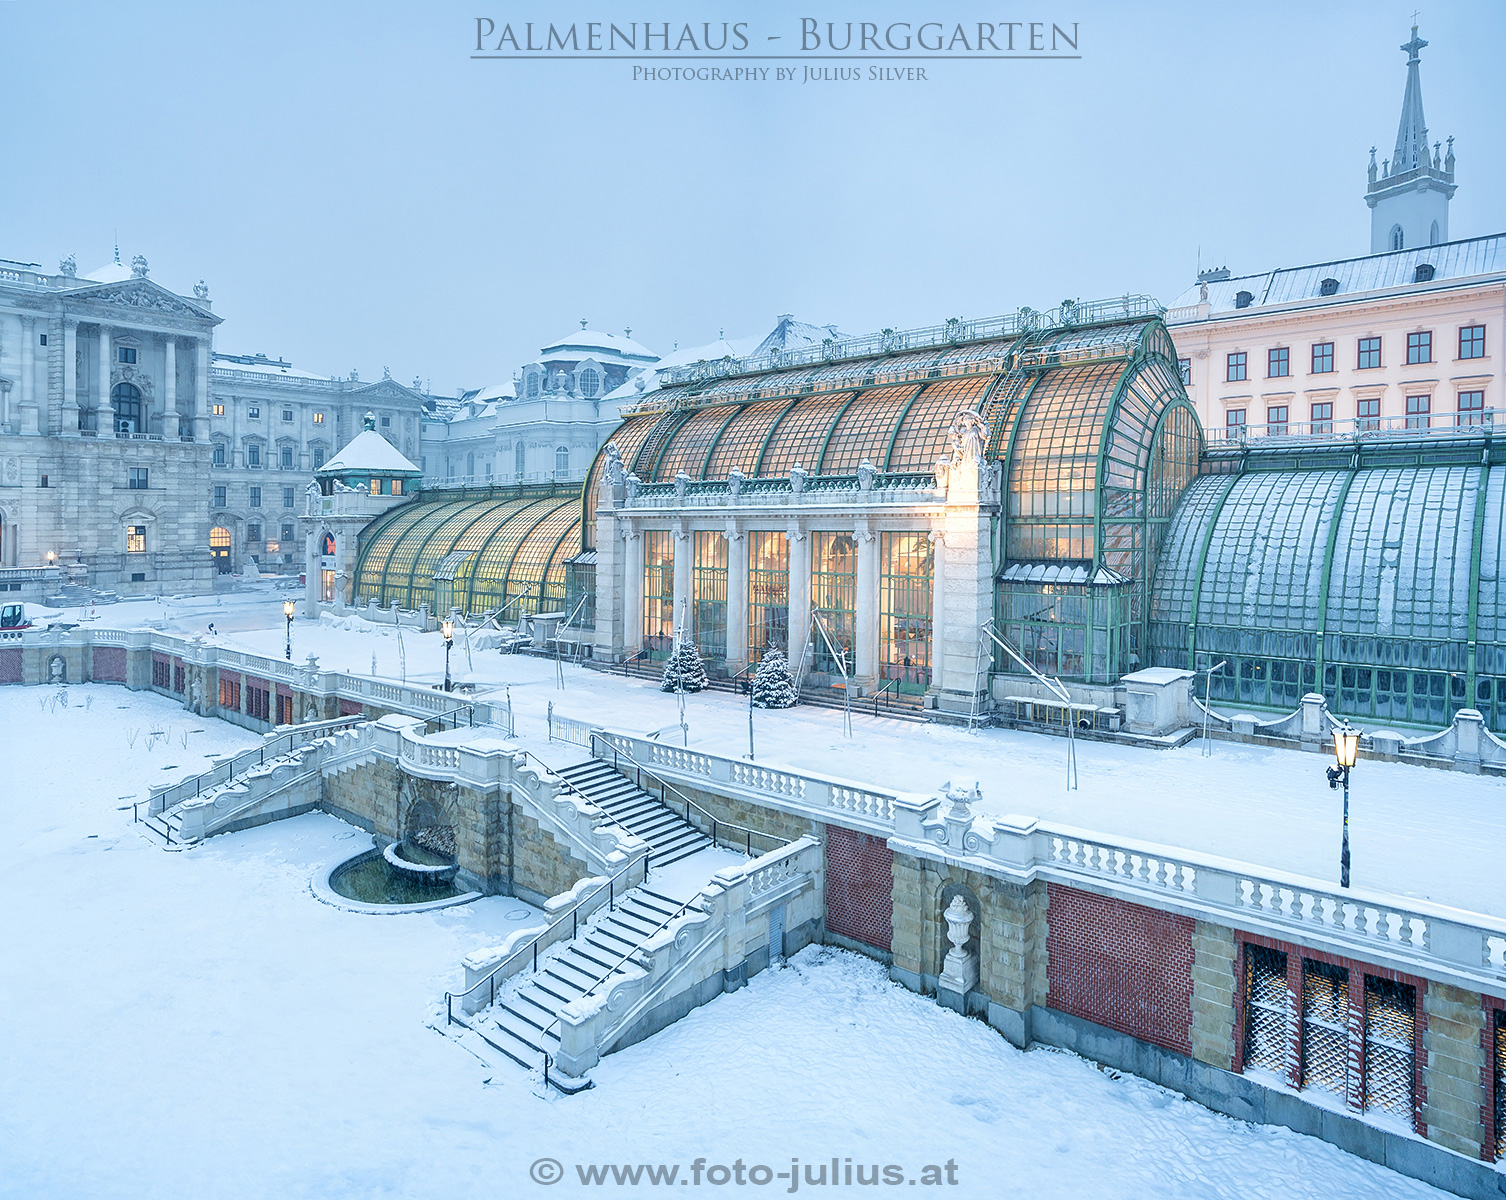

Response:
(1122, 667), (1194, 735)
(937, 894), (977, 1013)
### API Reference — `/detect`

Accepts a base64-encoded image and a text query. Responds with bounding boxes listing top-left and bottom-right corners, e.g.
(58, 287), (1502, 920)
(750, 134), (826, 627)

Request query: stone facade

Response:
(1422, 983), (1489, 1157)
(1191, 920), (1237, 1071)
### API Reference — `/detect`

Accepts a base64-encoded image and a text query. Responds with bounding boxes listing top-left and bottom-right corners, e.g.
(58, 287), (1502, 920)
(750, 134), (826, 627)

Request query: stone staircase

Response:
(556, 759), (712, 867)
(142, 741), (323, 846)
(461, 884), (690, 1081)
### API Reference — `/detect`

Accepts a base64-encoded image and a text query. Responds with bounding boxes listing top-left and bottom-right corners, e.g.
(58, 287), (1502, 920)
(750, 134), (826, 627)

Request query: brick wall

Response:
(92, 645), (127, 683)
(1046, 883), (1194, 1056)
(0, 648), (20, 684)
(825, 825), (893, 953)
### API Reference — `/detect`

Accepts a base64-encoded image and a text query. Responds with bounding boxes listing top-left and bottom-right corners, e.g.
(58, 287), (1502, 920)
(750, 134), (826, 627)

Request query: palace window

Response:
(249, 486), (262, 507)
(1358, 397), (1380, 430)
(313, 448), (325, 469)
(810, 533), (857, 676)
(219, 677), (241, 710)
(1310, 402), (1333, 434)
(1225, 352), (1247, 383)
(247, 523), (262, 543)
(111, 382), (142, 434)
(380, 416), (390, 428)
(213, 443), (226, 466)
(117, 346), (136, 364)
(1268, 347), (1290, 378)
(642, 531), (674, 661)
(126, 525), (146, 553)
(1319, 277), (1340, 296)
(1266, 405), (1288, 436)
(280, 523), (294, 542)
(555, 445), (569, 476)
(1390, 225), (1404, 251)
(1358, 336), (1382, 369)
(214, 485), (226, 508)
(1311, 341), (1334, 373)
(1458, 390), (1486, 426)
(693, 531), (728, 661)
(313, 412), (325, 423)
(1414, 263), (1436, 282)
(747, 531), (789, 665)
(283, 409), (294, 422)
(129, 467), (149, 490)
(879, 533), (933, 694)
(280, 446), (294, 469)
(1460, 325), (1486, 359)
(527, 372), (540, 398)
(1406, 330), (1432, 364)
(282, 486), (295, 507)
(1224, 409), (1246, 438)
(1406, 395), (1431, 429)
(1364, 978), (1417, 1118)
(248, 406), (260, 419)
(515, 442), (526, 477)
(1177, 357), (1191, 386)
(579, 367), (600, 398)
(1301, 959), (1349, 1097)
(212, 404), (225, 416)
(247, 443), (261, 468)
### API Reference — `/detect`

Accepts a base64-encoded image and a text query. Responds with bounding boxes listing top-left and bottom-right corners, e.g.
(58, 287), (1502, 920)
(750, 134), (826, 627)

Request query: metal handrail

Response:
(589, 732), (789, 858)
(871, 677), (898, 716)
(621, 648), (649, 677)
(512, 747), (643, 847)
(424, 705), (474, 733)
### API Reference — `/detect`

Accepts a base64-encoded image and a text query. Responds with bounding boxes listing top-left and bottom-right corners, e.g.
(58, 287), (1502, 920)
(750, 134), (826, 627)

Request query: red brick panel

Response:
(824, 825), (893, 952)
(0, 648), (20, 684)
(339, 699), (363, 718)
(1046, 883), (1194, 1055)
(92, 646), (127, 682)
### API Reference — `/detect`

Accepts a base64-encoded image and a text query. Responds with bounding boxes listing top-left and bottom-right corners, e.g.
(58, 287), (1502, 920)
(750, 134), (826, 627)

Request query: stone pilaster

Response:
(1421, 984), (1487, 1158)
(1191, 920), (1237, 1069)
(725, 523), (748, 672)
(97, 324), (111, 432)
(786, 522), (811, 677)
(854, 523), (878, 685)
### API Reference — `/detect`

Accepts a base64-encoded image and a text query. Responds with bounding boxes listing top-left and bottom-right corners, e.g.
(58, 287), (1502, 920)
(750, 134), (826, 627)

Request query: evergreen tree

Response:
(660, 641), (708, 693)
(751, 649), (798, 709)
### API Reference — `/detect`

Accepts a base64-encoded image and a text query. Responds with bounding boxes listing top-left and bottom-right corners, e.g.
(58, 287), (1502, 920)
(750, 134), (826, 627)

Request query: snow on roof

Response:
(83, 260), (133, 283)
(211, 354), (337, 382)
(1166, 231), (1506, 318)
(538, 328), (658, 363)
(317, 429), (420, 475)
(751, 314), (847, 357)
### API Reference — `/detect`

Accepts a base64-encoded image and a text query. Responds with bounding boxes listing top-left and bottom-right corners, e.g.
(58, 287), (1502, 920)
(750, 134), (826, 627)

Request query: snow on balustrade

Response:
(729, 762), (807, 800)
(828, 784), (895, 821)
(645, 745), (713, 776)
(1236, 881), (1426, 951)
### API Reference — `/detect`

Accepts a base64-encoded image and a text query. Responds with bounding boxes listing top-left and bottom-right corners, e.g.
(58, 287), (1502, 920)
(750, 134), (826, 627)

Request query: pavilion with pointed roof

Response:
(315, 412), (423, 497)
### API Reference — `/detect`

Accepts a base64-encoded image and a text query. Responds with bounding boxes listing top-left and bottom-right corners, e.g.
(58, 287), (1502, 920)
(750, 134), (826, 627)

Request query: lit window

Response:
(247, 443), (261, 467)
(313, 412), (324, 424)
(281, 523), (294, 541)
(1225, 352), (1247, 383)
(126, 525), (146, 553)
(1267, 405), (1288, 435)
(391, 479), (403, 496)
(128, 467), (149, 490)
(1406, 331), (1432, 364)
(249, 486), (262, 507)
(117, 346), (137, 364)
(1358, 398), (1380, 430)
(212, 404), (225, 416)
(1458, 390), (1486, 426)
(1357, 337), (1382, 370)
(1460, 325), (1486, 360)
(1177, 357), (1191, 386)
(1311, 342), (1334, 373)
(369, 478), (381, 495)
(214, 485), (226, 507)
(1268, 347), (1290, 378)
(1405, 395), (1430, 429)
(247, 523), (262, 543)
(264, 541), (279, 553)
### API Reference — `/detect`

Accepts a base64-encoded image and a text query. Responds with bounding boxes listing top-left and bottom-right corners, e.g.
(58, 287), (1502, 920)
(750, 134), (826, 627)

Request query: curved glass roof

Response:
(1150, 463), (1502, 669)
(351, 490), (580, 616)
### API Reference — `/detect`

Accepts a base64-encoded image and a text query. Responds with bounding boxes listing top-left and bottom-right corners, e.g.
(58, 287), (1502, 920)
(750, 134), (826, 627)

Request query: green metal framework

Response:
(693, 530), (728, 661)
(879, 532), (934, 693)
(747, 531), (790, 665)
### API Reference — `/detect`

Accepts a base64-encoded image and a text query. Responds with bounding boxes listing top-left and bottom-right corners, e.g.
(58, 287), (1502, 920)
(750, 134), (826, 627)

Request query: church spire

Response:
(1391, 25), (1430, 175)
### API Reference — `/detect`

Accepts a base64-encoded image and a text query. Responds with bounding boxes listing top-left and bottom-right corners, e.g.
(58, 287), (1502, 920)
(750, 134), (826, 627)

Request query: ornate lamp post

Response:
(283, 600), (295, 660)
(1325, 722), (1361, 888)
(442, 618), (454, 692)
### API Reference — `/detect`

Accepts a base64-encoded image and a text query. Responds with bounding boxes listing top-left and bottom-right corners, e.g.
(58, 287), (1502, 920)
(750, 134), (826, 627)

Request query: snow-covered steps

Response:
(460, 885), (690, 1085)
(555, 759), (713, 868)
(144, 742), (322, 847)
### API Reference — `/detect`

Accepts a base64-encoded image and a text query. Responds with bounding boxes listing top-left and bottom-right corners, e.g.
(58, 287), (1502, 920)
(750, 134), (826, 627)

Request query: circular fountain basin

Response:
(322, 845), (469, 910)
(383, 839), (460, 885)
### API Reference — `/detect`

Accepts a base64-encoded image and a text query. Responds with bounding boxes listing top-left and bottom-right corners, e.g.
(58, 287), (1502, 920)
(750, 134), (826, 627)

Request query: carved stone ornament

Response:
(88, 283), (195, 315)
(789, 464), (808, 494)
(857, 460), (876, 491)
(939, 895), (978, 995)
(727, 468), (745, 497)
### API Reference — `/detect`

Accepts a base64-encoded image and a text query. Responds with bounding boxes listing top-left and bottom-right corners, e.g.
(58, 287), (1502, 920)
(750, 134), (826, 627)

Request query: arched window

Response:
(322, 532), (336, 556)
(466, 451), (475, 477)
(1429, 220), (1440, 246)
(526, 372), (539, 398)
(555, 445), (569, 475)
(578, 368), (599, 398)
(515, 442), (526, 478)
(111, 382), (142, 434)
(1390, 225), (1405, 251)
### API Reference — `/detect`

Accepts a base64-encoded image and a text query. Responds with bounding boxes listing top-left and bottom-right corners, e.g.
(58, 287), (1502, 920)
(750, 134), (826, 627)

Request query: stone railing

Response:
(596, 729), (903, 833)
(891, 798), (1506, 997)
(552, 835), (823, 1078)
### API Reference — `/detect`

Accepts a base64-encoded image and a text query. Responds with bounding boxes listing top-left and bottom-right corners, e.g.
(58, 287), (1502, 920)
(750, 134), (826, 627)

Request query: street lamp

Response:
(1324, 722), (1361, 888)
(283, 600), (295, 660)
(442, 618), (454, 692)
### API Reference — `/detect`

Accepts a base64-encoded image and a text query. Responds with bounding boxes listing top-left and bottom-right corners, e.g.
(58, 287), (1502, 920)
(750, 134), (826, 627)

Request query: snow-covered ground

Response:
(65, 593), (1503, 919)
(0, 685), (1452, 1198)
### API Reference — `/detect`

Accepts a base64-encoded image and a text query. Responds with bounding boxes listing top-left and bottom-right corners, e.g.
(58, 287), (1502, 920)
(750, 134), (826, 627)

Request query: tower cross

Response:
(1401, 23), (1427, 62)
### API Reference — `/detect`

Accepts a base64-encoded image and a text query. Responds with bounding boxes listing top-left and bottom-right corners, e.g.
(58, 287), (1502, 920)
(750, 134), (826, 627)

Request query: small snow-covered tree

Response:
(752, 649), (798, 709)
(660, 641), (707, 693)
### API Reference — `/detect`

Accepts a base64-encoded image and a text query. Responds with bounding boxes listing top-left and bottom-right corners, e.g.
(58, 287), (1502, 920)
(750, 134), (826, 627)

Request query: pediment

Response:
(71, 278), (218, 323)
(354, 378), (423, 401)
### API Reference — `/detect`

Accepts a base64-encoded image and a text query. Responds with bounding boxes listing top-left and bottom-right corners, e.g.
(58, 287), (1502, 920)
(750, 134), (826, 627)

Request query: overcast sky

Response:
(2, 0), (1502, 395)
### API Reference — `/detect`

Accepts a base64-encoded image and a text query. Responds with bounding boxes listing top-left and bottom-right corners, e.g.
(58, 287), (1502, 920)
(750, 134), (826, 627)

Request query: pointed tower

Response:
(1365, 24), (1456, 253)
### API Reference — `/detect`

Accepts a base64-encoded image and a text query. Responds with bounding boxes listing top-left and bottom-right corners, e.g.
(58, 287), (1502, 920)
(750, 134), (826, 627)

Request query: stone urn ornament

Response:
(939, 895), (978, 997)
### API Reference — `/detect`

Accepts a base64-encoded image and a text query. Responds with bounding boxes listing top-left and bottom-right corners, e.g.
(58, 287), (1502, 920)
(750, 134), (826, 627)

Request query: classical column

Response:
(194, 339), (211, 442)
(725, 524), (748, 672)
(854, 523), (878, 685)
(18, 317), (38, 434)
(672, 522), (692, 646)
(623, 528), (644, 655)
(98, 325), (111, 432)
(786, 522), (812, 676)
(61, 319), (77, 434)
(163, 336), (177, 436)
(928, 529), (946, 698)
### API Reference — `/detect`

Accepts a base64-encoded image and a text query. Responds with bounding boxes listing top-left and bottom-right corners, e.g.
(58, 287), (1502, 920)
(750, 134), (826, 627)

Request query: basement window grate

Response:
(1301, 959), (1350, 1098)
(1495, 1012), (1505, 1160)
(1243, 944), (1289, 1073)
(1363, 977), (1415, 1119)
